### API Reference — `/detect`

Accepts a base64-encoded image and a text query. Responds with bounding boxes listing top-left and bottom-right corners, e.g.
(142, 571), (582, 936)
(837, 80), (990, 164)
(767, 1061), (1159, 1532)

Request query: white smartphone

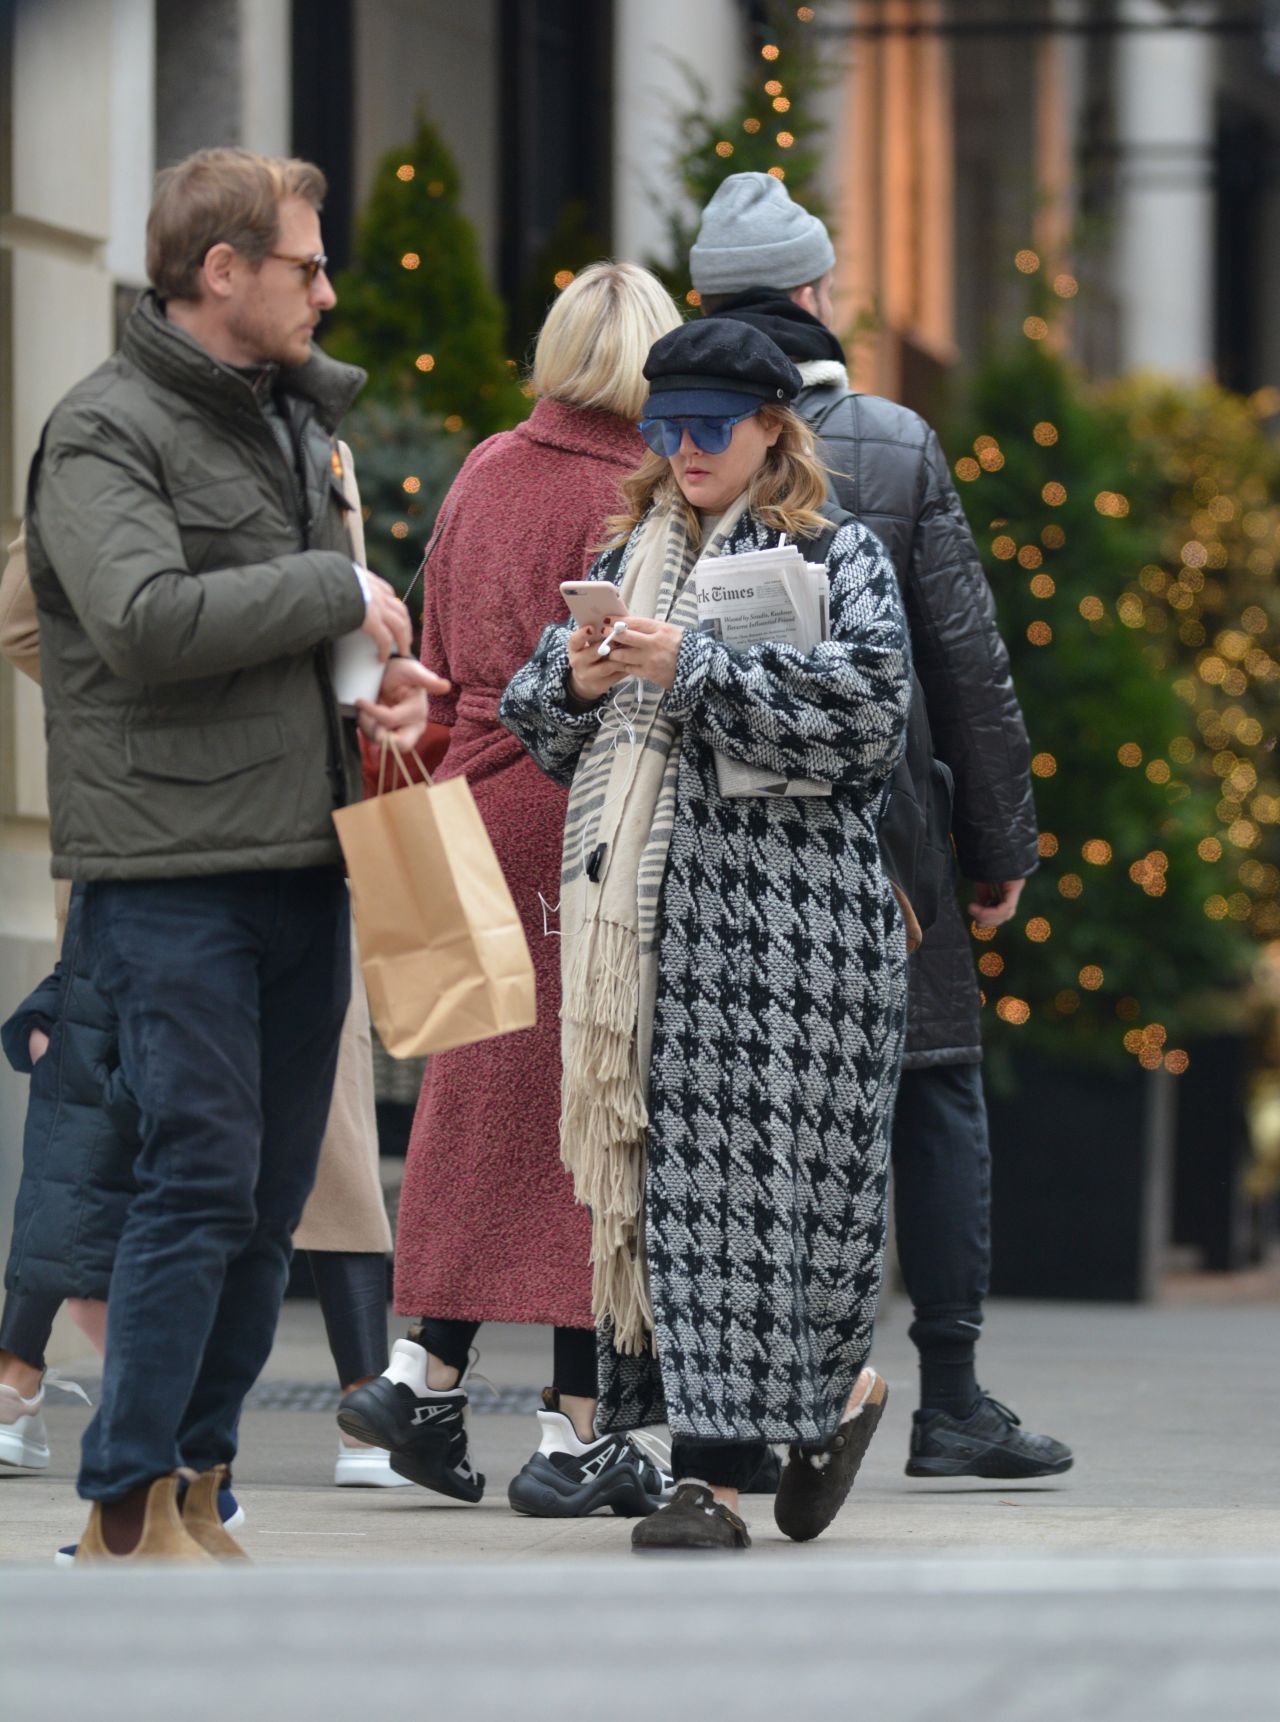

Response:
(560, 580), (628, 631)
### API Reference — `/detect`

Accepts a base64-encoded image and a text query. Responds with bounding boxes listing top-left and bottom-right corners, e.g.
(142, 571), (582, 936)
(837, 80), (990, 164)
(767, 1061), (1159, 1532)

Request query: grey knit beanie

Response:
(690, 172), (835, 295)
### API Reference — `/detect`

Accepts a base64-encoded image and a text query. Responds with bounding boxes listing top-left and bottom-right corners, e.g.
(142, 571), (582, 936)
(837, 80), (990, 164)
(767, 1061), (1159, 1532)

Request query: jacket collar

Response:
(521, 395), (643, 466)
(797, 358), (851, 391)
(122, 291), (366, 433)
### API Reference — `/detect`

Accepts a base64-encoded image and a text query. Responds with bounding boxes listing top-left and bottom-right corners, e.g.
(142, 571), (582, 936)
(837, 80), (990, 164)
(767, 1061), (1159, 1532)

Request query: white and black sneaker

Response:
(507, 1388), (672, 1519)
(336, 1338), (484, 1503)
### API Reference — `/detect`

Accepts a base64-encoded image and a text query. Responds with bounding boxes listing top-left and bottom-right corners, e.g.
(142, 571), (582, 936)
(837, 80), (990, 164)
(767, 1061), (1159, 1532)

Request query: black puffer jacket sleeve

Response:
(907, 429), (1039, 883)
(1, 965), (62, 1075)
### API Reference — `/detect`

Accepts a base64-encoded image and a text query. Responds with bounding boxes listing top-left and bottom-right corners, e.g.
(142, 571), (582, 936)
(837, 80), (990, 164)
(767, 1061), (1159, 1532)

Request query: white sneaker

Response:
(334, 1428), (413, 1487)
(0, 1383), (50, 1470)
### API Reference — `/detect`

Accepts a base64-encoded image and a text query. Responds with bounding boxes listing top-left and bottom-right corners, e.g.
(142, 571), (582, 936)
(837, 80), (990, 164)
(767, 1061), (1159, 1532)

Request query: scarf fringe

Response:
(560, 917), (654, 1353)
(556, 502), (747, 1361)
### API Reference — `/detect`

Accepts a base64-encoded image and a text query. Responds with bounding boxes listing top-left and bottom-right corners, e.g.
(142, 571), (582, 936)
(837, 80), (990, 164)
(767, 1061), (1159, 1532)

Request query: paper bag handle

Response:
(376, 735), (430, 797)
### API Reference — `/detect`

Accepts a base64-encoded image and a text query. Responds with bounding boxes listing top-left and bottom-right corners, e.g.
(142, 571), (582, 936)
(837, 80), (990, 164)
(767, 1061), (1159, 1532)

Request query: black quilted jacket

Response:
(1, 886), (138, 1298)
(797, 377), (1039, 1065)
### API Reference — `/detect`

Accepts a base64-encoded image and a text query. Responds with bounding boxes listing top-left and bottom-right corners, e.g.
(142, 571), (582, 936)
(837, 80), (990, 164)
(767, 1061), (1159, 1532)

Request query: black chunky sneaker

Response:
(336, 1338), (484, 1503)
(508, 1389), (671, 1518)
(631, 1482), (751, 1552)
(905, 1394), (1073, 1479)
(774, 1368), (888, 1543)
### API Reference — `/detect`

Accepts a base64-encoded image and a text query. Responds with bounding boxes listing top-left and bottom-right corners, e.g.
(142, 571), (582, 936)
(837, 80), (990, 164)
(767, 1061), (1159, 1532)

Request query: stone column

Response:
(1114, 0), (1215, 376)
(0, 0), (124, 1298)
(611, 0), (745, 267)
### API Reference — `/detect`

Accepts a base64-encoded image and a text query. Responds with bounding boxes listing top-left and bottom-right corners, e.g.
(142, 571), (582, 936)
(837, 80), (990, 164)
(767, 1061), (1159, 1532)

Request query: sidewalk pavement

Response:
(3, 1287), (1278, 1721)
(4, 1286), (1277, 1565)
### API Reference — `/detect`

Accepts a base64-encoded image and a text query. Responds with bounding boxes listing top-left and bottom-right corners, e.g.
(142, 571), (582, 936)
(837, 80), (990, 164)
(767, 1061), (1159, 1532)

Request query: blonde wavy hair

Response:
(531, 262), (682, 421)
(602, 404), (830, 548)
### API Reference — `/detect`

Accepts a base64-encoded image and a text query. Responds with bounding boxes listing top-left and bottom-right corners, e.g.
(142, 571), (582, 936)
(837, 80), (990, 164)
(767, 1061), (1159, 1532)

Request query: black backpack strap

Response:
(803, 498), (855, 563)
(795, 382), (851, 439)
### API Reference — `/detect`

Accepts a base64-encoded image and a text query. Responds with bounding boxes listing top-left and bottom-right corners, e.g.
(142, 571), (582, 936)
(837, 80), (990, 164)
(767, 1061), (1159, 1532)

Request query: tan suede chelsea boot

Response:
(75, 1473), (215, 1564)
(180, 1464), (250, 1560)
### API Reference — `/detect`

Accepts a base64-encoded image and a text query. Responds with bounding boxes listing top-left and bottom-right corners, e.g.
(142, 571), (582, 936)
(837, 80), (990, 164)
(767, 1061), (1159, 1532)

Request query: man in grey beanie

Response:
(693, 171), (1072, 1484)
(690, 170), (836, 307)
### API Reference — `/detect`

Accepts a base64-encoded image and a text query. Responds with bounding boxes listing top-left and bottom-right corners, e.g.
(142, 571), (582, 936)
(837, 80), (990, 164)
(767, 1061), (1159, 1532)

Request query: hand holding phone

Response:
(560, 580), (629, 633)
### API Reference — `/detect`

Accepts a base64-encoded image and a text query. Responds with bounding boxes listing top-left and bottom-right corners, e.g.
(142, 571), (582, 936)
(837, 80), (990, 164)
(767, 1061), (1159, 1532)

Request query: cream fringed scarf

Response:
(559, 495), (748, 1354)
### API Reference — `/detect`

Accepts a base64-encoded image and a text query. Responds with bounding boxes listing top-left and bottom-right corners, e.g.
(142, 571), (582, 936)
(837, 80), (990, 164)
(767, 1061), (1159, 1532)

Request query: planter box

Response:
(985, 1051), (1176, 1302)
(1172, 1035), (1256, 1272)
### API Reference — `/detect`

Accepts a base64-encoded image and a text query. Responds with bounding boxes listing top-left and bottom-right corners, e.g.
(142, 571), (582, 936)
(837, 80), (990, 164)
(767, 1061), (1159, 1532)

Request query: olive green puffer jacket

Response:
(26, 291), (369, 880)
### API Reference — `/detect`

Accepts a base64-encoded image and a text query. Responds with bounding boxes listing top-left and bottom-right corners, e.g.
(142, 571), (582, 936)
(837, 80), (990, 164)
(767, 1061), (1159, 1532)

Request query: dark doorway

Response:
(292, 0), (355, 275)
(497, 0), (613, 364)
(1214, 108), (1274, 395)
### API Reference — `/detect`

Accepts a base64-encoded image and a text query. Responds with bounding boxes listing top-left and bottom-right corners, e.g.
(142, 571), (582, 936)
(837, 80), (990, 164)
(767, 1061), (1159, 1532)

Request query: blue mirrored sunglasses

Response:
(638, 410), (759, 458)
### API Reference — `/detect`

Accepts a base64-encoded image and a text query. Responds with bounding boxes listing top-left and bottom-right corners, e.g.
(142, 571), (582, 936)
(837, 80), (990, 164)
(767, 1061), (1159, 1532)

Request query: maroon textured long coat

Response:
(394, 397), (643, 1327)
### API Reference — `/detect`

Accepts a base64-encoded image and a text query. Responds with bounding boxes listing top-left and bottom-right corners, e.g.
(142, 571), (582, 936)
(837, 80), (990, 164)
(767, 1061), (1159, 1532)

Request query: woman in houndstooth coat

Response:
(500, 319), (912, 1550)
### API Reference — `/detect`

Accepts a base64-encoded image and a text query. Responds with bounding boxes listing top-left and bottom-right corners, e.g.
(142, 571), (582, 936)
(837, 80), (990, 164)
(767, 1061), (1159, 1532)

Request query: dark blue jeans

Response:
(891, 1061), (992, 1353)
(77, 868), (349, 1502)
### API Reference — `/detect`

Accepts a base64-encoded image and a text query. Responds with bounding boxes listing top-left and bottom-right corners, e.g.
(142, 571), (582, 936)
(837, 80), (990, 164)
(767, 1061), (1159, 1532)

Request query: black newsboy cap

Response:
(641, 319), (802, 419)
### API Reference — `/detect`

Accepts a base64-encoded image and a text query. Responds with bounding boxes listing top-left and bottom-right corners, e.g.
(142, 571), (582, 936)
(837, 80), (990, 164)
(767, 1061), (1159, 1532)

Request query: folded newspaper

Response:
(694, 541), (832, 799)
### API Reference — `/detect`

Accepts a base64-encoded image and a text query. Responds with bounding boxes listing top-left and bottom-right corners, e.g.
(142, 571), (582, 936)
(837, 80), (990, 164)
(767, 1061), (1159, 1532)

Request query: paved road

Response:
(3, 1556), (1279, 1722)
(3, 1290), (1277, 1719)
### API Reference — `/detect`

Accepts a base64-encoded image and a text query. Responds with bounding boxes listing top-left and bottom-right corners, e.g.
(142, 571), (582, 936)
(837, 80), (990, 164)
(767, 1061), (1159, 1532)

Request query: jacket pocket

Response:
(125, 715), (286, 784)
(172, 480), (273, 571)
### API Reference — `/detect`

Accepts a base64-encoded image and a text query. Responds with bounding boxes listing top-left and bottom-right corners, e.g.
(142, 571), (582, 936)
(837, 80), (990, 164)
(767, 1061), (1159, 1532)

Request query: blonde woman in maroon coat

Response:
(339, 264), (682, 1516)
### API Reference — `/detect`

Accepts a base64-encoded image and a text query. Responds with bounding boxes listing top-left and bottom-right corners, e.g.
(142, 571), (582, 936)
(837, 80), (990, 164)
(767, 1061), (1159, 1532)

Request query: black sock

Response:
(918, 1346), (980, 1418)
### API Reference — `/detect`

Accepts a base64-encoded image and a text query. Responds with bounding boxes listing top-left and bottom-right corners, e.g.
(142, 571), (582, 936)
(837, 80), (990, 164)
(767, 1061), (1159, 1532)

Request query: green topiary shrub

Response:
(950, 340), (1252, 1071)
(1101, 378), (1280, 942)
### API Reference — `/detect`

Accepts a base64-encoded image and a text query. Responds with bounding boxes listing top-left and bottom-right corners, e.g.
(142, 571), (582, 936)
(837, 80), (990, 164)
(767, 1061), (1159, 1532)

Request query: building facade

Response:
(827, 0), (1280, 414)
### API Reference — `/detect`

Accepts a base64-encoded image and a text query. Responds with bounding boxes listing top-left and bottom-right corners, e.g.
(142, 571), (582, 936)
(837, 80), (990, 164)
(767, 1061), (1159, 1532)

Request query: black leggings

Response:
(307, 1251), (390, 1388)
(0, 1257), (390, 1390)
(415, 1316), (598, 1401)
(0, 1290), (62, 1372)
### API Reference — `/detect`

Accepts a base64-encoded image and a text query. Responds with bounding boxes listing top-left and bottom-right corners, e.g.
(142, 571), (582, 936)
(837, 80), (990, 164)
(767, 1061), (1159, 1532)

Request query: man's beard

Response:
(228, 296), (309, 368)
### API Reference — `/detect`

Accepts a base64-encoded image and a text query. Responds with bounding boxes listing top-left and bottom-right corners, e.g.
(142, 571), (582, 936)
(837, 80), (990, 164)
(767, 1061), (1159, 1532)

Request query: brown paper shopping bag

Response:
(333, 742), (536, 1056)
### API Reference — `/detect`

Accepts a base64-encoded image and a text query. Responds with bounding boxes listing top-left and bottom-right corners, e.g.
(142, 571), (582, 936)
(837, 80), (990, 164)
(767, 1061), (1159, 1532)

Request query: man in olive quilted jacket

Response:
(693, 173), (1071, 1482)
(26, 148), (445, 1560)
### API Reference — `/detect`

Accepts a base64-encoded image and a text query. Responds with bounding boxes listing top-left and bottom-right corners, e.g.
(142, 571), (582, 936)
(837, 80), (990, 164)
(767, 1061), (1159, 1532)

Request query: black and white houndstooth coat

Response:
(500, 507), (912, 1446)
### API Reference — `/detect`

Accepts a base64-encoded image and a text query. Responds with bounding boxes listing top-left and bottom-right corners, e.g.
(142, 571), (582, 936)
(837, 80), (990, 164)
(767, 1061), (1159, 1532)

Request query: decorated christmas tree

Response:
(323, 113), (527, 441)
(648, 1), (832, 308)
(951, 335), (1252, 1070)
